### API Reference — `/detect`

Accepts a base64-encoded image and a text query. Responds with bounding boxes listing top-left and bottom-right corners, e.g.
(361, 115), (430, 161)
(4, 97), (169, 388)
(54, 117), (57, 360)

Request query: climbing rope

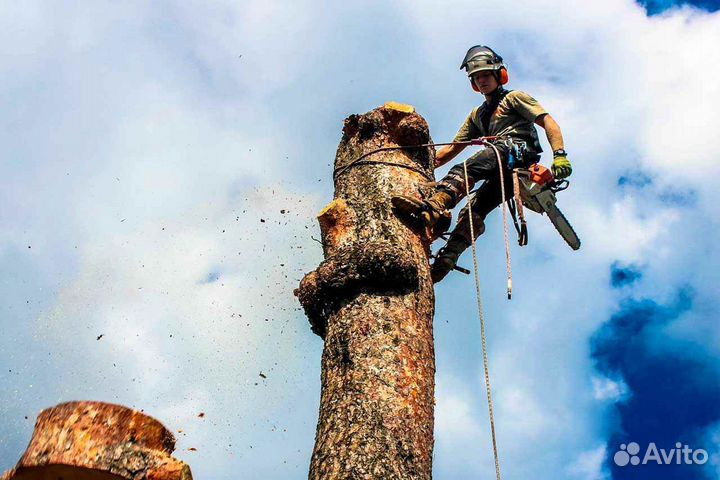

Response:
(462, 139), (504, 480)
(485, 142), (514, 300)
(335, 158), (434, 181)
(333, 138), (502, 181)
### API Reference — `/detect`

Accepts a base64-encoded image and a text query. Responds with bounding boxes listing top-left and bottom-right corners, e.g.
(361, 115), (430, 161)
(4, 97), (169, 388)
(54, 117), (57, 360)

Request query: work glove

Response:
(551, 154), (572, 179)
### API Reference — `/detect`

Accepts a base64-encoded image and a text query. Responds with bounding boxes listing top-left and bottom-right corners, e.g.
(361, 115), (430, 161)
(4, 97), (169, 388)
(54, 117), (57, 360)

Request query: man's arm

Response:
(535, 113), (564, 152)
(434, 143), (466, 169)
(535, 113), (572, 179)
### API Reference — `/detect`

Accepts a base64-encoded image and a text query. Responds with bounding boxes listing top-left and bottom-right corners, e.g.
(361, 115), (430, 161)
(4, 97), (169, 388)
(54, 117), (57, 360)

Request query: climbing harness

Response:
(505, 138), (530, 246)
(339, 136), (579, 283)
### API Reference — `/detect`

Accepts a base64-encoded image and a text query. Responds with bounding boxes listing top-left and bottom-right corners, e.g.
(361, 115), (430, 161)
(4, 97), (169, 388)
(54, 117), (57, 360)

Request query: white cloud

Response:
(166, 0), (327, 96)
(433, 375), (490, 478)
(435, 377), (481, 439)
(592, 375), (630, 402)
(566, 444), (609, 480)
(497, 385), (553, 439)
(32, 185), (323, 477)
(576, 197), (680, 264)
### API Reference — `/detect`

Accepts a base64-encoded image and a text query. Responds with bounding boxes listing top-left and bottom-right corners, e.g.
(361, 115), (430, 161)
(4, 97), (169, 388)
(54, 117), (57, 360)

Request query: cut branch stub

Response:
(317, 198), (356, 258)
(2, 401), (192, 480)
(296, 102), (437, 479)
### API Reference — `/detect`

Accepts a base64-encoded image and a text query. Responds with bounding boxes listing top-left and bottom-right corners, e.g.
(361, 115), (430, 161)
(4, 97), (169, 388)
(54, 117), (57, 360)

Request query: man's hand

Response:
(551, 154), (572, 179)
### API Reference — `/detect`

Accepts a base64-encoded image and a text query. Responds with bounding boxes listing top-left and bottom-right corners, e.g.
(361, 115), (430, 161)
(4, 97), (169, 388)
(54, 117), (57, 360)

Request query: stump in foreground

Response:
(2, 401), (192, 480)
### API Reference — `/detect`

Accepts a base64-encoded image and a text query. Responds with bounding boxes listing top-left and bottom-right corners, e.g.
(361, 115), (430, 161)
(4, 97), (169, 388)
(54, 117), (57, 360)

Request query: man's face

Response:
(472, 70), (499, 94)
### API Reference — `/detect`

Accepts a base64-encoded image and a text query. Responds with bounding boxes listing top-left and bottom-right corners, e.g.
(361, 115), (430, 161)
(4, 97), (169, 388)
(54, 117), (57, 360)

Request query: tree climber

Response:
(392, 45), (572, 282)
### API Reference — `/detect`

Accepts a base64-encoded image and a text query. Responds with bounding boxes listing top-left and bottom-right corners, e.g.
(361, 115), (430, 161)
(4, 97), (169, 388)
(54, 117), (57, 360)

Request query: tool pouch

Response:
(504, 138), (528, 169)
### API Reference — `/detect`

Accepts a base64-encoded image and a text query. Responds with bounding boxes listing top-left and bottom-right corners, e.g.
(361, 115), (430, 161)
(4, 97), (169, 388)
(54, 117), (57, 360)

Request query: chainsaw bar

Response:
(544, 203), (581, 250)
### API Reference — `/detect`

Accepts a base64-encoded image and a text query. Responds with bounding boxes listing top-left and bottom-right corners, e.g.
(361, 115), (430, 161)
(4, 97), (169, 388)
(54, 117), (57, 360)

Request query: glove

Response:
(551, 155), (572, 179)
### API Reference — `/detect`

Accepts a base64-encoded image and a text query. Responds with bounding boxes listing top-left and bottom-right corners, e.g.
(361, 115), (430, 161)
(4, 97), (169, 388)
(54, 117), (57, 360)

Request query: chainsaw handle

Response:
(550, 179), (570, 192)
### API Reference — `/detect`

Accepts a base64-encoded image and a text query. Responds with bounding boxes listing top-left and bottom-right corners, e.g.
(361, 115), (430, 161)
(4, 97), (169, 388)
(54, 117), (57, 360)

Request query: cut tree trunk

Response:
(296, 102), (437, 479)
(2, 401), (192, 480)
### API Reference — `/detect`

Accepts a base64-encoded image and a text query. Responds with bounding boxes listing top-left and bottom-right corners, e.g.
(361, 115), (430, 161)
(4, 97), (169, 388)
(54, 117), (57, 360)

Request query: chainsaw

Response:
(512, 163), (581, 250)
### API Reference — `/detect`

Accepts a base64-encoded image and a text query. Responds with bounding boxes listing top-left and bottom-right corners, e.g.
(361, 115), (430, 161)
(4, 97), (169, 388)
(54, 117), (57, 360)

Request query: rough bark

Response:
(296, 102), (437, 479)
(2, 401), (192, 480)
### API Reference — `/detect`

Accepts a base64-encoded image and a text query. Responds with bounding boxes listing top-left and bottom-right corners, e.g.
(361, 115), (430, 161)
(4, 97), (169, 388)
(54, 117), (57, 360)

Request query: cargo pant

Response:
(437, 145), (535, 243)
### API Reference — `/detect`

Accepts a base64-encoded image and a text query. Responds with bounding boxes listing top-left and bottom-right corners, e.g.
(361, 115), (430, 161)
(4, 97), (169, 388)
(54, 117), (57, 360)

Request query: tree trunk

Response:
(296, 102), (437, 479)
(2, 401), (192, 480)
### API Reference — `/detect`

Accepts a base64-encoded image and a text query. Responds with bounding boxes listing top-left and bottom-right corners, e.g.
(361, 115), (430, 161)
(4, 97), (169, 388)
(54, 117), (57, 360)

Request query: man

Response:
(392, 45), (572, 282)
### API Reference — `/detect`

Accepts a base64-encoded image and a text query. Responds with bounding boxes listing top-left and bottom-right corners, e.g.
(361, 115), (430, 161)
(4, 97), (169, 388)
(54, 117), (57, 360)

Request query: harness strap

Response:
(476, 88), (512, 134)
(512, 169), (528, 246)
(507, 198), (522, 240)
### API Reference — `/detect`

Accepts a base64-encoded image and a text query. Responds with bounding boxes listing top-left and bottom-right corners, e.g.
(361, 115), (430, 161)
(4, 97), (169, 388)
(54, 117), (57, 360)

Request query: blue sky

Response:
(1, 1), (719, 479)
(640, 0), (720, 14)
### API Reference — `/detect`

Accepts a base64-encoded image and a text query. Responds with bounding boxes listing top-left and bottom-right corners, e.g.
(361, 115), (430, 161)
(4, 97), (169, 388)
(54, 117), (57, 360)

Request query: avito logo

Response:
(614, 442), (708, 467)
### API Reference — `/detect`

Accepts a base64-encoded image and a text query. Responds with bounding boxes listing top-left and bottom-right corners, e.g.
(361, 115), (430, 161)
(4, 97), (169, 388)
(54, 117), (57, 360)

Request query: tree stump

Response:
(2, 401), (192, 480)
(296, 102), (437, 479)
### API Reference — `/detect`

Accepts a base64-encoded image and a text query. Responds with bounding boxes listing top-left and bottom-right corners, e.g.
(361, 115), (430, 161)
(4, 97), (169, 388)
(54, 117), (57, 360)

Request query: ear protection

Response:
(490, 47), (510, 85)
(498, 67), (509, 85)
(469, 66), (509, 92)
(464, 45), (510, 92)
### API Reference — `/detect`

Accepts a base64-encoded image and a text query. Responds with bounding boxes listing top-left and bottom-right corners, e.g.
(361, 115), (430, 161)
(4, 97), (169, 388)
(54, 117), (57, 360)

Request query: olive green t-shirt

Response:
(453, 90), (547, 152)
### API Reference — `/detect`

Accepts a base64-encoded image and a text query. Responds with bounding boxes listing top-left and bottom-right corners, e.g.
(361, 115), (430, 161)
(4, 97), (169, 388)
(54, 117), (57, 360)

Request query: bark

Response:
(2, 401), (192, 480)
(296, 102), (437, 479)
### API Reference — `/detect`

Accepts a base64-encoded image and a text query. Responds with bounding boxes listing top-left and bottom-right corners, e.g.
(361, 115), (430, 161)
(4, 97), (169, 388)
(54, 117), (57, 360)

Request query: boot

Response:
(391, 191), (454, 234)
(431, 235), (470, 283)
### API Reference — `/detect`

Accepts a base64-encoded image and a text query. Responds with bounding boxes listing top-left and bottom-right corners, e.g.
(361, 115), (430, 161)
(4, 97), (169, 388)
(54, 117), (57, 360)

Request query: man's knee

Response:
(454, 203), (486, 243)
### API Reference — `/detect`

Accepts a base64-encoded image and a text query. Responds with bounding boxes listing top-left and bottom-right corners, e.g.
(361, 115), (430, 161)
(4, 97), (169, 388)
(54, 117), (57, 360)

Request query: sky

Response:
(1, 0), (719, 479)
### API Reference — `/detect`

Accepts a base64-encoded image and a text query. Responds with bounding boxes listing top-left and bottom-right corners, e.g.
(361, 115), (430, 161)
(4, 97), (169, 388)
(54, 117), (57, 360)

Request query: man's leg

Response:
(392, 148), (506, 235)
(431, 153), (514, 283)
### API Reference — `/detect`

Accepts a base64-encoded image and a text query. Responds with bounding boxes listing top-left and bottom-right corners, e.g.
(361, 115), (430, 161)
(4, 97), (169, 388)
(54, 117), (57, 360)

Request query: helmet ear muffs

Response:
(470, 78), (480, 92)
(499, 67), (509, 85)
